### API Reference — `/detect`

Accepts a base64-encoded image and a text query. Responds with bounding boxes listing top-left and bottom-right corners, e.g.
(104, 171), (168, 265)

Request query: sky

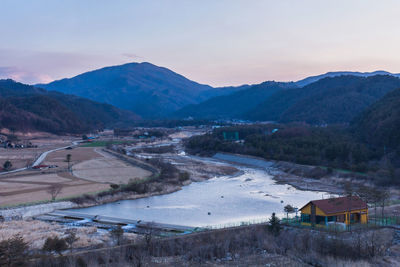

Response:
(1, 0), (400, 86)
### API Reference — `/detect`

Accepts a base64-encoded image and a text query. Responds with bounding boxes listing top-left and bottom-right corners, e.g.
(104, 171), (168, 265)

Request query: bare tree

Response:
(47, 184), (63, 201)
(143, 222), (158, 251)
(25, 159), (32, 168)
(111, 225), (124, 245)
(64, 228), (79, 249)
(283, 204), (295, 222)
(378, 190), (390, 225)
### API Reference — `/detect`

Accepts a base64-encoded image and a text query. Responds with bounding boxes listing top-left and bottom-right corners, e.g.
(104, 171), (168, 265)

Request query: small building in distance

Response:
(300, 196), (368, 227)
(222, 131), (239, 141)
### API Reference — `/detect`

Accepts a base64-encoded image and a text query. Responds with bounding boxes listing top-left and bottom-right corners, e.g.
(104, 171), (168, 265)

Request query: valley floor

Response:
(2, 129), (400, 267)
(0, 144), (152, 207)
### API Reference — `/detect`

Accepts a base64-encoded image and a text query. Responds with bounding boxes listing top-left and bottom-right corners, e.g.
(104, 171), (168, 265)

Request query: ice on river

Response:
(71, 167), (330, 228)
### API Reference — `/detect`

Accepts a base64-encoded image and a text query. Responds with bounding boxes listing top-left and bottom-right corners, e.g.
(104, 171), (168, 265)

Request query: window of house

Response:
(316, 216), (326, 224)
(301, 214), (310, 223)
(327, 216), (337, 222)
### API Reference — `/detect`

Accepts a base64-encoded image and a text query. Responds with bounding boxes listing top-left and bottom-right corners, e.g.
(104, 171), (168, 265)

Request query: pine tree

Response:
(268, 212), (282, 236)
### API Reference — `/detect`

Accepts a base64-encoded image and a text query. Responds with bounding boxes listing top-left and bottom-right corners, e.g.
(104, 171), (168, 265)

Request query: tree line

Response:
(185, 124), (400, 186)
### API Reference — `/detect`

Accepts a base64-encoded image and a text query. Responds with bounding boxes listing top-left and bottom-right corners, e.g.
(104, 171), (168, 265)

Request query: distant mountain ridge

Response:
(38, 62), (244, 119)
(294, 70), (400, 87)
(0, 79), (138, 134)
(246, 75), (400, 124)
(174, 81), (297, 119)
(36, 63), (400, 123)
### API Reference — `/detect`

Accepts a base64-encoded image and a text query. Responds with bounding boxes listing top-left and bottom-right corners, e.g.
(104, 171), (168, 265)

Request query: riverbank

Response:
(0, 148), (243, 251)
(212, 152), (344, 195)
(0, 149), (239, 219)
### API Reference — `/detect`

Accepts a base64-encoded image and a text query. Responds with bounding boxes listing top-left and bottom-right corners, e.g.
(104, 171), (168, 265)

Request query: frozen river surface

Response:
(71, 154), (330, 227)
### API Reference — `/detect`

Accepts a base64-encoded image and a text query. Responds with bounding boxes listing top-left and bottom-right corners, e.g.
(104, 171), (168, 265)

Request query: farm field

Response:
(73, 151), (151, 184)
(80, 140), (135, 147)
(0, 146), (152, 207)
(0, 136), (74, 169)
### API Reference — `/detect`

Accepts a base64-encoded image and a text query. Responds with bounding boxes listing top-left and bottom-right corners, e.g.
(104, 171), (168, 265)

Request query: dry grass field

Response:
(0, 146), (152, 207)
(0, 219), (139, 250)
(0, 136), (73, 169)
(73, 156), (151, 184)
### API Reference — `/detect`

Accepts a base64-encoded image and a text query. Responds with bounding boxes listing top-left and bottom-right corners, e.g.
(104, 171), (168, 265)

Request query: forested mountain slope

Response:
(246, 75), (400, 124)
(0, 79), (138, 134)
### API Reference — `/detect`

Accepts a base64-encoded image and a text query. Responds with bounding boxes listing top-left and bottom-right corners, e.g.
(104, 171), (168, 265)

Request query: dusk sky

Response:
(1, 0), (400, 86)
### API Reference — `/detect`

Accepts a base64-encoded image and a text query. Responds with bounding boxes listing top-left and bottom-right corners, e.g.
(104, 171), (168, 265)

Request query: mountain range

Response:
(174, 74), (400, 124)
(38, 64), (400, 122)
(0, 61), (399, 135)
(294, 70), (400, 87)
(38, 62), (244, 119)
(174, 81), (297, 119)
(245, 75), (400, 124)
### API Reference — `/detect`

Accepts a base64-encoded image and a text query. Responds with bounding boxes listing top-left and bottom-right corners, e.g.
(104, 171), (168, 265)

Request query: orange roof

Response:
(300, 196), (367, 215)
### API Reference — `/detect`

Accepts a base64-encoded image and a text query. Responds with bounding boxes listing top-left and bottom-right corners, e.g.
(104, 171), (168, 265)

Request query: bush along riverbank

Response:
(69, 154), (192, 206)
(185, 123), (400, 187)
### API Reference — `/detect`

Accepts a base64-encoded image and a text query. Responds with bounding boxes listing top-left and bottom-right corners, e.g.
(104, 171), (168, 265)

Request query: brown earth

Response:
(0, 146), (152, 207)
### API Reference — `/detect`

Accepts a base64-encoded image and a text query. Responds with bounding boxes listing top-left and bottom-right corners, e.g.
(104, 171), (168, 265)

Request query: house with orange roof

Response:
(299, 196), (368, 227)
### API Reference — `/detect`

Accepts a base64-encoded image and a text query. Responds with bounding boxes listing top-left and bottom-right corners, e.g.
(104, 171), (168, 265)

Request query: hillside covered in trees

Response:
(245, 75), (400, 124)
(174, 82), (297, 119)
(174, 74), (400, 124)
(185, 120), (399, 185)
(38, 62), (243, 119)
(352, 87), (400, 152)
(0, 79), (139, 134)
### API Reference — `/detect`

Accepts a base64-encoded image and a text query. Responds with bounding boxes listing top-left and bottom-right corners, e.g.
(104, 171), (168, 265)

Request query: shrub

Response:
(76, 257), (87, 267)
(178, 172), (190, 182)
(307, 167), (328, 179)
(110, 184), (120, 190)
(43, 236), (68, 255)
(123, 181), (148, 194)
(70, 194), (97, 204)
(3, 160), (12, 171)
(0, 234), (28, 266)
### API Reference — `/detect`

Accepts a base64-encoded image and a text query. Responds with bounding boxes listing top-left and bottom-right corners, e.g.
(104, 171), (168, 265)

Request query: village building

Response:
(299, 196), (368, 227)
(222, 131), (239, 141)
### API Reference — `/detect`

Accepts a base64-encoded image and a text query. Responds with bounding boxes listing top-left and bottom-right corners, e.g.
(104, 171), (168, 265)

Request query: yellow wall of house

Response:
(327, 209), (368, 225)
(301, 204), (311, 214)
(300, 203), (328, 216)
(361, 211), (368, 224)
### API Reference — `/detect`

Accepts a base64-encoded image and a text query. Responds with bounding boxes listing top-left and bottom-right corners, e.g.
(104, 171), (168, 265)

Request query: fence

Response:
(204, 218), (270, 230)
(202, 214), (400, 232)
(368, 216), (400, 227)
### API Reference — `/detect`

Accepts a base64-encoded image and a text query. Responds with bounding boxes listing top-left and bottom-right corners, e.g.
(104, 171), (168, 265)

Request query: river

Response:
(70, 153), (331, 228)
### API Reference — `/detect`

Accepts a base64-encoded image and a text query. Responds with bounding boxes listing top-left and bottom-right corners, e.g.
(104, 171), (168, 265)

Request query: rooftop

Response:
(300, 196), (367, 215)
